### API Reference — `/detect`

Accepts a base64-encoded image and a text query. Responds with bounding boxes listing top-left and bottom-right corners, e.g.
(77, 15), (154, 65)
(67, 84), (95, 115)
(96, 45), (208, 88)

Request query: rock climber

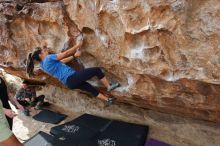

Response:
(26, 41), (120, 106)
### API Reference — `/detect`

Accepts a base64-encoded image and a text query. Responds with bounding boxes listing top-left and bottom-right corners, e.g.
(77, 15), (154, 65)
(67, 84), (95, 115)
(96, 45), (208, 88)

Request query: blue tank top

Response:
(40, 54), (75, 84)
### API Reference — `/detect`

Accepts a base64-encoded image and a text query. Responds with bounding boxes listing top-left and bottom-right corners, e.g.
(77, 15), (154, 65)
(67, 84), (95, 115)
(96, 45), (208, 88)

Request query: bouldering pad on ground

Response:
(33, 109), (67, 124)
(24, 131), (53, 146)
(50, 113), (111, 135)
(50, 114), (149, 146)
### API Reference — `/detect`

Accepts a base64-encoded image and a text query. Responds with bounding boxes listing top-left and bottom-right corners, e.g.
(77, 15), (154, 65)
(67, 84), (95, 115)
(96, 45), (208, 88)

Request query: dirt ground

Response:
(12, 104), (82, 143)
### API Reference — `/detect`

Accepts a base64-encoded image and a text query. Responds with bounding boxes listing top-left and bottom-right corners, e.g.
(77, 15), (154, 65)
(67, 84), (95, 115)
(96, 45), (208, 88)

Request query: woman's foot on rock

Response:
(105, 97), (116, 107)
(107, 83), (120, 91)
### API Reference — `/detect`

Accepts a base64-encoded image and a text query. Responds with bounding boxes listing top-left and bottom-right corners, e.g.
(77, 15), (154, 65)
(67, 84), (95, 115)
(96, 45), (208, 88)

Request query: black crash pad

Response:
(95, 120), (148, 146)
(24, 131), (54, 146)
(51, 124), (98, 146)
(52, 133), (96, 146)
(50, 114), (111, 135)
(50, 114), (149, 146)
(33, 109), (67, 124)
(50, 114), (112, 146)
(78, 120), (148, 146)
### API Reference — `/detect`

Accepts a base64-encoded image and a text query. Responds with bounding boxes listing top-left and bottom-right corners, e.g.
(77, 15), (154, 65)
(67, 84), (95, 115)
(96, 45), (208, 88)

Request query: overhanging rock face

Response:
(0, 0), (220, 123)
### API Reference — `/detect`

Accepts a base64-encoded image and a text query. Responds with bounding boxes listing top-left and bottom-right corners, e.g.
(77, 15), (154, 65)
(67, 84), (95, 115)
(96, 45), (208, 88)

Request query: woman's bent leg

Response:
(71, 67), (110, 87)
(76, 67), (105, 82)
(77, 82), (100, 97)
(66, 67), (119, 95)
(76, 82), (108, 101)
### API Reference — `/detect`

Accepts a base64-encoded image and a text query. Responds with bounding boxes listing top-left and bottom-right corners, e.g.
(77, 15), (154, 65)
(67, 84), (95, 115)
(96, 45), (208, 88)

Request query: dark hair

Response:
(26, 47), (42, 77)
(32, 47), (42, 62)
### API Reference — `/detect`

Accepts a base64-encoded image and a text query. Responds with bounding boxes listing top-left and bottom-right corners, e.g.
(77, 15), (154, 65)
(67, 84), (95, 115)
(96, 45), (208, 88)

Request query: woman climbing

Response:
(26, 41), (120, 106)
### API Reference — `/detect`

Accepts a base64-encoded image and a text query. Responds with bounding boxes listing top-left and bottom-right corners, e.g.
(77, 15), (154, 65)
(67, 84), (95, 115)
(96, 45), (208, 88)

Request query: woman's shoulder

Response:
(41, 54), (59, 69)
(46, 54), (58, 60)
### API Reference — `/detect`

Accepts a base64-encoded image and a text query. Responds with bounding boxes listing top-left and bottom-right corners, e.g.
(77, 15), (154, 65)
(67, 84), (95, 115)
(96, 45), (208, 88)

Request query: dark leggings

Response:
(66, 67), (105, 97)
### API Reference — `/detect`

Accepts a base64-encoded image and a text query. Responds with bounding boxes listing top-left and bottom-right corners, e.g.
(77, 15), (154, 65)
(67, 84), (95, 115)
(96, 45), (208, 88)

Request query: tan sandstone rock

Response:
(0, 0), (220, 124)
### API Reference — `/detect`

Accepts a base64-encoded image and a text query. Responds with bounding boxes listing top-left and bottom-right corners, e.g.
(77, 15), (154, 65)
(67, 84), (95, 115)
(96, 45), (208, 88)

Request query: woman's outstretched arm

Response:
(57, 42), (82, 61)
(60, 56), (75, 64)
(60, 49), (82, 64)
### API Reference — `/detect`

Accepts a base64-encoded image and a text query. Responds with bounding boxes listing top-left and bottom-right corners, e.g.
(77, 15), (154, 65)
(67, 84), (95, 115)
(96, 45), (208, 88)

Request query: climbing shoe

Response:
(107, 83), (120, 91)
(105, 97), (116, 107)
